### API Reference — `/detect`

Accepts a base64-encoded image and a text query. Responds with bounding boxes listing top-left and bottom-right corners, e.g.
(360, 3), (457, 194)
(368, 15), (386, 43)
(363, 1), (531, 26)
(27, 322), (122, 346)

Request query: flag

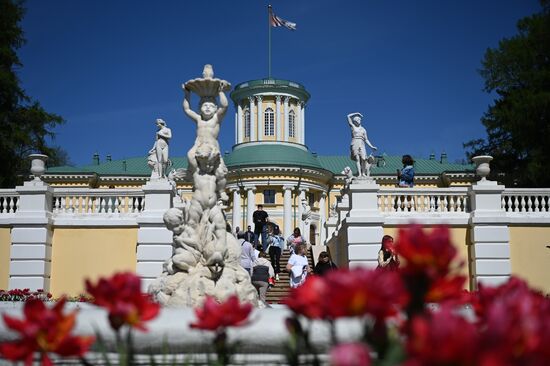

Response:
(270, 10), (297, 30)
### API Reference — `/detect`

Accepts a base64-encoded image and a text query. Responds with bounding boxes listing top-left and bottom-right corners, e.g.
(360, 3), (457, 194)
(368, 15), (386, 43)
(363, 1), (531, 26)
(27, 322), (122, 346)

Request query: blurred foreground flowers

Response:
(0, 226), (549, 365)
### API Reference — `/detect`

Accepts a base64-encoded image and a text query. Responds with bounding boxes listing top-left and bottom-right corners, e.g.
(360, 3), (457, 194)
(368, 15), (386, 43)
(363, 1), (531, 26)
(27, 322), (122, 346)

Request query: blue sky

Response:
(18, 0), (540, 166)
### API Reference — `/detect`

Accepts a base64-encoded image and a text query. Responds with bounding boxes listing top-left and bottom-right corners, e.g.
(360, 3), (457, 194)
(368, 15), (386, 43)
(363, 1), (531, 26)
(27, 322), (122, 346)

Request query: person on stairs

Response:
(251, 251), (274, 306)
(314, 251), (338, 276)
(267, 224), (285, 280)
(286, 243), (311, 288)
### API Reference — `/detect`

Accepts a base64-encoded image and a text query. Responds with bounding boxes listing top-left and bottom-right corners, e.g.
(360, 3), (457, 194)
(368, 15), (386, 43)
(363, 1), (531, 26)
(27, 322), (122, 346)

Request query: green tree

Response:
(465, 0), (550, 187)
(0, 0), (68, 188)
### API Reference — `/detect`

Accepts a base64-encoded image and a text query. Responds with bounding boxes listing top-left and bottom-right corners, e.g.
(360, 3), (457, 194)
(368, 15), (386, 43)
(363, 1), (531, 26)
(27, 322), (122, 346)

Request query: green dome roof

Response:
(230, 78), (310, 103)
(224, 143), (323, 170)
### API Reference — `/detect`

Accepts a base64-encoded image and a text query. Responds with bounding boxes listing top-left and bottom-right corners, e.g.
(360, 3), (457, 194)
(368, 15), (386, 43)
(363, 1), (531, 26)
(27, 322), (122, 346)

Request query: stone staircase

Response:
(266, 249), (314, 304)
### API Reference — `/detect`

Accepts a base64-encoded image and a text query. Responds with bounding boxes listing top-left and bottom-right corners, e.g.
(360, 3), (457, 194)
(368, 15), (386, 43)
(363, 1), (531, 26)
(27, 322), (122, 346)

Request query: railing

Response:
(378, 187), (470, 213)
(52, 188), (145, 214)
(502, 189), (550, 213)
(0, 189), (19, 214)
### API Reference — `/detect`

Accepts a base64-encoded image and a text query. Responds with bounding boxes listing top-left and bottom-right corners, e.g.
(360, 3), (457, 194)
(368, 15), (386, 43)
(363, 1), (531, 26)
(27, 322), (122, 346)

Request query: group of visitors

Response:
(237, 203), (401, 305)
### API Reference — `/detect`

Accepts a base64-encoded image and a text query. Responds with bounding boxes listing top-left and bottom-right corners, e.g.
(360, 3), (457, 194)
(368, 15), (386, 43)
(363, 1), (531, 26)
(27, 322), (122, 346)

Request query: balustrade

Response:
(502, 189), (550, 213)
(0, 190), (19, 214)
(52, 188), (145, 215)
(377, 187), (469, 213)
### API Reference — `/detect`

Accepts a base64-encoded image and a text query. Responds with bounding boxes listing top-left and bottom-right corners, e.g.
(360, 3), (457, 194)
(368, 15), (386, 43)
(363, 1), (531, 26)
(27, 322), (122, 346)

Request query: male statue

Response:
(347, 112), (377, 178)
(183, 83), (229, 202)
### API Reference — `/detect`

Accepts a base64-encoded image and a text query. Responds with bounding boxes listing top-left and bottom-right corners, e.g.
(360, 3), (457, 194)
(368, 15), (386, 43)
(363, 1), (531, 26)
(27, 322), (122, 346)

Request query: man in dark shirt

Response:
(243, 225), (255, 244)
(252, 204), (269, 251)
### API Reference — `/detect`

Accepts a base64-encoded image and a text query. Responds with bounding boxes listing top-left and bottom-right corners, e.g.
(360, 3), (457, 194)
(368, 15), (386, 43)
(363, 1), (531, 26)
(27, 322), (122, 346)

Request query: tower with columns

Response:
(225, 78), (330, 241)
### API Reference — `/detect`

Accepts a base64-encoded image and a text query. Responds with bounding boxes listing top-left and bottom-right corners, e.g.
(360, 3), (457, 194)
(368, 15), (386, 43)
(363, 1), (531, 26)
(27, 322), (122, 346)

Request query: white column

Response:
(237, 103), (243, 144)
(256, 95), (263, 141)
(234, 109), (238, 145)
(232, 188), (241, 232)
(319, 191), (327, 244)
(283, 185), (293, 236)
(10, 180), (54, 291)
(468, 179), (509, 288)
(136, 180), (175, 291)
(283, 96), (290, 142)
(300, 102), (305, 144)
(298, 189), (306, 234)
(248, 96), (255, 142)
(246, 186), (256, 228)
(276, 95), (282, 141)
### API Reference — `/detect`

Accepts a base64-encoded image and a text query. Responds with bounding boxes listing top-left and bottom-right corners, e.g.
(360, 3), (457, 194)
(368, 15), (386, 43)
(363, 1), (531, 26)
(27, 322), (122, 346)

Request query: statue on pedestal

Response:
(347, 112), (377, 179)
(147, 119), (172, 180)
(148, 65), (258, 307)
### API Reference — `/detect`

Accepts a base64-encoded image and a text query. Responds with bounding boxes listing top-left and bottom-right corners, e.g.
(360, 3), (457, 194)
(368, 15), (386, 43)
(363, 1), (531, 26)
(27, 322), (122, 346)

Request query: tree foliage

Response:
(465, 0), (550, 187)
(0, 0), (68, 187)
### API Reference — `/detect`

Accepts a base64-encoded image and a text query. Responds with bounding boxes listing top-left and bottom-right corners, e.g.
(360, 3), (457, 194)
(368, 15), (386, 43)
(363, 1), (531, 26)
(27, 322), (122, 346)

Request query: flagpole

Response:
(268, 4), (272, 78)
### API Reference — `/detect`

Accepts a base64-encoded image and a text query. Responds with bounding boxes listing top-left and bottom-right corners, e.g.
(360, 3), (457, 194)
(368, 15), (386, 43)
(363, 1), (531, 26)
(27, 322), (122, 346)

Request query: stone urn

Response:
(29, 154), (48, 181)
(472, 155), (493, 182)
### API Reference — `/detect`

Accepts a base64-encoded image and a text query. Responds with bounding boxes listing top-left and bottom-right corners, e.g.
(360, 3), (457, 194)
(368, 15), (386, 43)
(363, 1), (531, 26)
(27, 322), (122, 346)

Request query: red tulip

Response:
(190, 295), (252, 331)
(0, 298), (94, 365)
(330, 342), (372, 366)
(324, 268), (408, 320)
(425, 275), (468, 304)
(405, 309), (479, 366)
(474, 277), (550, 365)
(283, 276), (330, 319)
(85, 272), (160, 331)
(397, 225), (458, 279)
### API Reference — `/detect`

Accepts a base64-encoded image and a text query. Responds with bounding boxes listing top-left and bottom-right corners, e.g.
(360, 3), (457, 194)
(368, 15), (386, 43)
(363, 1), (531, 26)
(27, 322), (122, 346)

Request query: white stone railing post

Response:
(468, 156), (510, 288)
(136, 180), (175, 291)
(343, 181), (384, 268)
(9, 155), (54, 291)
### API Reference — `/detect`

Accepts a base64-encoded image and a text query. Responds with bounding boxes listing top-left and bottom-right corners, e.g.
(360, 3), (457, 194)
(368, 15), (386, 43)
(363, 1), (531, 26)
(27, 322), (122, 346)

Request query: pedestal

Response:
(9, 180), (54, 290)
(136, 180), (174, 291)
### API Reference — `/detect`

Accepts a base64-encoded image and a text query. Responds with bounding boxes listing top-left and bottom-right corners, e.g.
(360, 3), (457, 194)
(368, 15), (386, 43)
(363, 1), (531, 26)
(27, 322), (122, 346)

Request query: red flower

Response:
(405, 308), (479, 366)
(397, 225), (459, 279)
(190, 295), (252, 331)
(0, 298), (94, 365)
(85, 272), (160, 331)
(330, 342), (372, 366)
(324, 268), (408, 320)
(474, 277), (550, 365)
(425, 275), (468, 304)
(283, 276), (330, 319)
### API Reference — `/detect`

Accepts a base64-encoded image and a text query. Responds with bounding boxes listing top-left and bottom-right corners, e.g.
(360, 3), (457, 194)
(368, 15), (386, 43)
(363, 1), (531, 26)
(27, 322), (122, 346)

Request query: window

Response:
(307, 192), (315, 207)
(288, 110), (296, 138)
(263, 189), (275, 204)
(264, 107), (274, 136)
(244, 110), (250, 138)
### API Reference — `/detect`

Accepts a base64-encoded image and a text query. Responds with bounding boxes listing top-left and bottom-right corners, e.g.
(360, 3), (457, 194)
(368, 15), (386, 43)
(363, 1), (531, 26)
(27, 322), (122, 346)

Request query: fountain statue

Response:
(148, 65), (259, 307)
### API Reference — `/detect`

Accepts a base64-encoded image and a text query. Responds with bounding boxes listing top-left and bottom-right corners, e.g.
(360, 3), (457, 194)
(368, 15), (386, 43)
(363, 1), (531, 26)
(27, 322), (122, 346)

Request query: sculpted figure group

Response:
(149, 65), (258, 307)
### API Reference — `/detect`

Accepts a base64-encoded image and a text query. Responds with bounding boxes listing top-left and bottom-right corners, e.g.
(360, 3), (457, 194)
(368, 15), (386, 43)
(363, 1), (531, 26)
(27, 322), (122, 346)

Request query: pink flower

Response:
(330, 342), (372, 366)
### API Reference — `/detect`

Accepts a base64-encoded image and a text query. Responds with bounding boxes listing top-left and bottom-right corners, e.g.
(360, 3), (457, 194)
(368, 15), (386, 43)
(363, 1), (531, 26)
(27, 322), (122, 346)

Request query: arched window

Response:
(288, 110), (296, 138)
(244, 110), (250, 138)
(264, 107), (274, 136)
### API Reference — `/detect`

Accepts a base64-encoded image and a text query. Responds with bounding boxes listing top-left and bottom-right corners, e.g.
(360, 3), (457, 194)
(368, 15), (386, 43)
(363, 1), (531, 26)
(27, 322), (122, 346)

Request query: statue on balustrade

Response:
(148, 65), (258, 308)
(347, 112), (377, 179)
(147, 118), (172, 180)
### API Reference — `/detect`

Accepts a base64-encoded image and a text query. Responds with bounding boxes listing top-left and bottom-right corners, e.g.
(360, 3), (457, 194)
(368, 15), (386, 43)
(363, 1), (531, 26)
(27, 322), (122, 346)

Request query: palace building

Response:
(45, 78), (475, 245)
